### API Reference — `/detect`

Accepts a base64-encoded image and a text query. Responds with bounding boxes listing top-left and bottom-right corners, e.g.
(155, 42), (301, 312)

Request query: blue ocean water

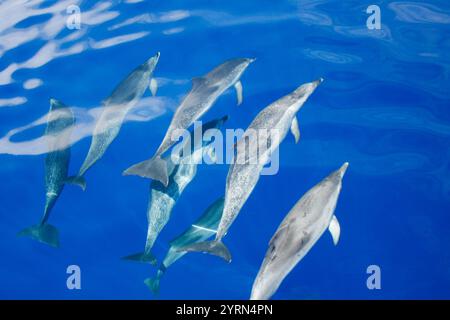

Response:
(0, 0), (449, 299)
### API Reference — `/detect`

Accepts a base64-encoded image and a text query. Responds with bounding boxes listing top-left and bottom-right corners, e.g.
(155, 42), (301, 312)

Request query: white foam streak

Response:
(0, 97), (173, 155)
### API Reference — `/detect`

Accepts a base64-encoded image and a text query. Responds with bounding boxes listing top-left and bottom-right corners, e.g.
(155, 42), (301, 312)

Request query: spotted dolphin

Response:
(77, 52), (160, 185)
(123, 116), (228, 264)
(144, 197), (225, 295)
(123, 57), (254, 186)
(251, 163), (348, 300)
(178, 79), (323, 262)
(18, 99), (84, 247)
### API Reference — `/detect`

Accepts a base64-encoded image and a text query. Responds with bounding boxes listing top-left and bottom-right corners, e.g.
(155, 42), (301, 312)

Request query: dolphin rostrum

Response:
(77, 52), (160, 185)
(251, 162), (348, 300)
(122, 116), (228, 264)
(178, 79), (323, 262)
(18, 99), (85, 247)
(123, 57), (254, 186)
(144, 197), (225, 294)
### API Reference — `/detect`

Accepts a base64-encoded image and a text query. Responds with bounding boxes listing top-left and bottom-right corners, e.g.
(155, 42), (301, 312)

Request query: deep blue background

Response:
(0, 0), (449, 299)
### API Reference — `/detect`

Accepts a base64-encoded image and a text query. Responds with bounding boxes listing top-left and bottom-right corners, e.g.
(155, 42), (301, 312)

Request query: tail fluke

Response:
(65, 176), (86, 191)
(18, 223), (59, 248)
(122, 251), (157, 266)
(177, 240), (232, 263)
(144, 277), (160, 295)
(123, 157), (169, 186)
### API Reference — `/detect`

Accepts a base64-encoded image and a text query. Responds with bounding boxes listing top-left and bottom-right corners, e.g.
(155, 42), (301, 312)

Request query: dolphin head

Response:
(327, 162), (349, 184)
(145, 51), (160, 70)
(220, 57), (255, 77)
(338, 162), (349, 178)
(285, 77), (324, 113)
(293, 77), (323, 97)
(230, 57), (255, 66)
(239, 57), (256, 69)
(223, 57), (254, 73)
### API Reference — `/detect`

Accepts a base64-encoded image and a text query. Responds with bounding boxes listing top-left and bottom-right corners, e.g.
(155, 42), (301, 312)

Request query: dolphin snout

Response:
(338, 162), (349, 178)
(315, 77), (324, 85)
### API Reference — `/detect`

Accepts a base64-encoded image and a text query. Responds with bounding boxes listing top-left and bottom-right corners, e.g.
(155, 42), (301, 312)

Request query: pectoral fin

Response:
(328, 215), (340, 245)
(149, 78), (158, 96)
(234, 80), (243, 106)
(290, 116), (300, 143)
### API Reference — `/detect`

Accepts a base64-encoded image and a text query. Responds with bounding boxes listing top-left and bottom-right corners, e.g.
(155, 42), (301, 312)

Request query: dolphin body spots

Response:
(123, 116), (228, 265)
(178, 79), (323, 262)
(18, 99), (84, 247)
(250, 163), (348, 300)
(144, 197), (225, 294)
(77, 52), (160, 184)
(123, 57), (254, 186)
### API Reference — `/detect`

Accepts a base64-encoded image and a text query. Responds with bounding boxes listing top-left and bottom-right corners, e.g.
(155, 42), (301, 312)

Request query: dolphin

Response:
(250, 162), (348, 300)
(144, 197), (225, 294)
(123, 57), (254, 186)
(178, 79), (323, 262)
(77, 52), (160, 185)
(18, 99), (85, 247)
(122, 116), (228, 264)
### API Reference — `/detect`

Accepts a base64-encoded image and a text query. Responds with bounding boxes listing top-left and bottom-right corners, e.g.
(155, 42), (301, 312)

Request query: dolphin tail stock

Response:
(17, 223), (59, 248)
(65, 176), (86, 191)
(123, 156), (169, 186)
(122, 251), (158, 266)
(176, 240), (232, 263)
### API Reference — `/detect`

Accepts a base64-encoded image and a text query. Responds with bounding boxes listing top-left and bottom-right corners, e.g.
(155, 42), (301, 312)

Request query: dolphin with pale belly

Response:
(18, 99), (84, 247)
(178, 79), (323, 262)
(250, 162), (348, 300)
(123, 116), (228, 265)
(144, 197), (225, 294)
(77, 52), (160, 185)
(123, 57), (254, 186)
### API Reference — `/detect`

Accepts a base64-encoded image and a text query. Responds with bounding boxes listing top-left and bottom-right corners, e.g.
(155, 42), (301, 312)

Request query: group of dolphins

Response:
(18, 51), (349, 300)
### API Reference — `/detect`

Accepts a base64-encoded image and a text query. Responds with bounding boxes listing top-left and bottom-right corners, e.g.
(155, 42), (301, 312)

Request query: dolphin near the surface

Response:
(77, 52), (160, 186)
(18, 99), (85, 247)
(123, 57), (254, 186)
(250, 162), (348, 300)
(143, 197), (225, 294)
(123, 116), (228, 265)
(178, 79), (323, 262)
